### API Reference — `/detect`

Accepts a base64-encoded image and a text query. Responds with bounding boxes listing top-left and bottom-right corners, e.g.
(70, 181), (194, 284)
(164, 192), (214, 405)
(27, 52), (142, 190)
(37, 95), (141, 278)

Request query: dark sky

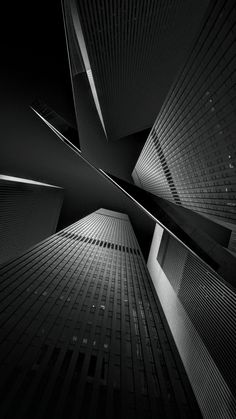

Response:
(0, 1), (209, 259)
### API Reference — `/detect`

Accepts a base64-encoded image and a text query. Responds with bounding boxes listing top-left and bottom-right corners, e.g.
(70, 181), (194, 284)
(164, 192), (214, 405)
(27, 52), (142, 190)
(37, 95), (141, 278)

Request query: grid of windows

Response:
(133, 0), (236, 227)
(148, 225), (236, 418)
(0, 176), (63, 266)
(0, 209), (200, 418)
(64, 0), (208, 140)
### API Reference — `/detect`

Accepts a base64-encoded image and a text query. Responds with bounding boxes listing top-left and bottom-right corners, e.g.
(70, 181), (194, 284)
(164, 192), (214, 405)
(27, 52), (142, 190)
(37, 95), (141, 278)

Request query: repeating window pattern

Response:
(133, 0), (236, 226)
(0, 209), (200, 418)
(0, 177), (63, 266)
(64, 0), (205, 139)
(152, 227), (236, 418)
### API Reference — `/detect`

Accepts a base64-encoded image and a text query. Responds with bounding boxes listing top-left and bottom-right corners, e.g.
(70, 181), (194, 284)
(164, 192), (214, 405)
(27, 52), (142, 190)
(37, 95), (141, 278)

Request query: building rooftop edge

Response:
(96, 208), (130, 221)
(0, 175), (63, 189)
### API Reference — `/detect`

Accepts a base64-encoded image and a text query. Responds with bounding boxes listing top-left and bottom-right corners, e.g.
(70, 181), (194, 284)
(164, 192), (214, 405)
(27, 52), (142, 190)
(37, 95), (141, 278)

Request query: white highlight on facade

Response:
(147, 223), (236, 419)
(0, 174), (61, 189)
(70, 0), (107, 137)
(31, 107), (81, 154)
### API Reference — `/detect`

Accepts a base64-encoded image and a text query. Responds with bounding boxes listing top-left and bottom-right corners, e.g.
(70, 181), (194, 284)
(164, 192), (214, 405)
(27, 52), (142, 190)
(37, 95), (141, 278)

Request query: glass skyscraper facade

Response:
(0, 209), (200, 419)
(148, 224), (236, 419)
(132, 0), (236, 230)
(130, 4), (236, 413)
(2, 1), (235, 418)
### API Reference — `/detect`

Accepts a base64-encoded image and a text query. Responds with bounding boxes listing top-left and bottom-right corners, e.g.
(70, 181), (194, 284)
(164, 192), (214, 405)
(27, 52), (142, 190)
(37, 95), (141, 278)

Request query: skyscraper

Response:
(31, 101), (236, 288)
(148, 224), (236, 419)
(0, 174), (63, 266)
(132, 0), (236, 241)
(0, 209), (200, 419)
(62, 0), (209, 139)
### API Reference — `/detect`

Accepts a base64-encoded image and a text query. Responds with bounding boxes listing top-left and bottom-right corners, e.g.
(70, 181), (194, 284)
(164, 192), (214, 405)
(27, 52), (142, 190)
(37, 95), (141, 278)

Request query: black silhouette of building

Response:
(0, 209), (200, 419)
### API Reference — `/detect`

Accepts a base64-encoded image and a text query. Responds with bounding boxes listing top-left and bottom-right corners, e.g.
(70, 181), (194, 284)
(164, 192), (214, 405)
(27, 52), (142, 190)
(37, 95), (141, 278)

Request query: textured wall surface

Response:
(0, 177), (63, 265)
(0, 209), (200, 419)
(148, 223), (236, 418)
(133, 0), (236, 227)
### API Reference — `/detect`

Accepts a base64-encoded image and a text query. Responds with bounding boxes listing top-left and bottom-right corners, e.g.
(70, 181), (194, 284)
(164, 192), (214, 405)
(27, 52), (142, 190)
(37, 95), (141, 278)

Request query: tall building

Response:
(132, 0), (236, 237)
(0, 209), (200, 419)
(147, 224), (236, 418)
(62, 0), (209, 139)
(31, 101), (236, 287)
(0, 174), (63, 266)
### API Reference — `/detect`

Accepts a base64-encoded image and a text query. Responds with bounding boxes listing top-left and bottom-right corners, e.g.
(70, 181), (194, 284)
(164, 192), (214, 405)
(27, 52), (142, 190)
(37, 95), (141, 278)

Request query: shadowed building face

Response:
(63, 0), (209, 140)
(0, 209), (200, 418)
